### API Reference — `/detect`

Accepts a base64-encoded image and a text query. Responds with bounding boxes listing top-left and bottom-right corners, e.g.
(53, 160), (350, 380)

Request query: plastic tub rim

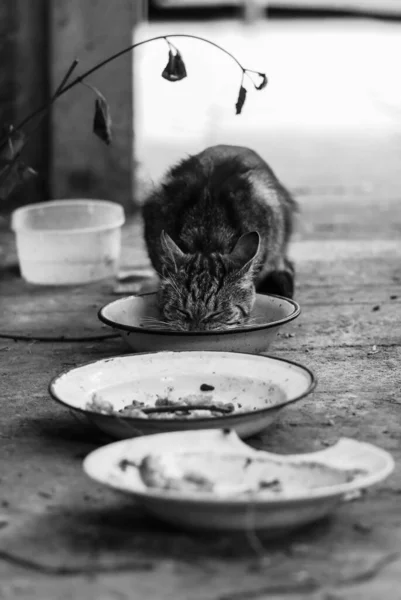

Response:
(11, 199), (126, 235)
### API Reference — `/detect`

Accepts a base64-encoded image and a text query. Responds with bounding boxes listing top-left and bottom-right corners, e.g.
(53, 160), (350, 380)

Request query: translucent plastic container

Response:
(11, 199), (125, 285)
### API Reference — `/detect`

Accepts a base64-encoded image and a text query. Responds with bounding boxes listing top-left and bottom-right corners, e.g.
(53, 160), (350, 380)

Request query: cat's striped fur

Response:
(142, 144), (297, 331)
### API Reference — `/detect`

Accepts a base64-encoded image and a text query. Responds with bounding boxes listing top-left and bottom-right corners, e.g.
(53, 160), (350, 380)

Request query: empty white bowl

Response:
(11, 199), (125, 285)
(98, 292), (300, 353)
(83, 429), (394, 532)
(49, 350), (316, 439)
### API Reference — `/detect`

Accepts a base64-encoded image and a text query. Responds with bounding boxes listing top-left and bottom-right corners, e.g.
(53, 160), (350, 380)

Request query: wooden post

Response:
(50, 0), (137, 213)
(0, 0), (49, 209)
(0, 3), (15, 140)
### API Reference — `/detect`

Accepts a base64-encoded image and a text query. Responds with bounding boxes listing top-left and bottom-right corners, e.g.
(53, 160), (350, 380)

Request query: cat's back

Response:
(196, 145), (294, 213)
(144, 143), (293, 224)
(196, 144), (269, 171)
(143, 144), (296, 273)
(187, 145), (289, 204)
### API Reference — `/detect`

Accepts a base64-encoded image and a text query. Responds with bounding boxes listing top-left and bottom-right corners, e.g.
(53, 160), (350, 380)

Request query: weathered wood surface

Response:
(0, 0), (49, 207)
(0, 198), (401, 599)
(50, 0), (136, 211)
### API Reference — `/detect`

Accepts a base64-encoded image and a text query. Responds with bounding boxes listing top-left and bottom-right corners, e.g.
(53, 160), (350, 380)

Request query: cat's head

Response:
(157, 230), (260, 331)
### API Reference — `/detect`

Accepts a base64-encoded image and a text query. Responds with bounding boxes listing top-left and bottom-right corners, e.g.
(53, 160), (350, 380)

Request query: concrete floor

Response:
(1, 195), (401, 599)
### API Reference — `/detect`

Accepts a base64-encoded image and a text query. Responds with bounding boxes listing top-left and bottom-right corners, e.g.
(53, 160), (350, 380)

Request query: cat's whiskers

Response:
(141, 317), (264, 333)
(144, 324), (175, 331)
(243, 316), (264, 326)
(154, 268), (164, 280)
(140, 317), (196, 333)
(140, 315), (165, 321)
(140, 317), (176, 330)
(158, 269), (182, 299)
(141, 320), (172, 327)
(216, 316), (263, 331)
(166, 275), (182, 298)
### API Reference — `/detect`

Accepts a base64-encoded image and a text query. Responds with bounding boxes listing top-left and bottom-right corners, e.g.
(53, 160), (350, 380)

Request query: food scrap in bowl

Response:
(85, 384), (240, 420)
(200, 383), (215, 392)
(137, 453), (284, 496)
(85, 394), (114, 415)
(122, 450), (361, 498)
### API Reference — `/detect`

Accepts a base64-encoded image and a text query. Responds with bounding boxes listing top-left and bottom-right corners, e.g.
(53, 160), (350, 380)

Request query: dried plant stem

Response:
(7, 34), (263, 141)
(53, 59), (80, 99)
(0, 59), (80, 183)
(143, 404), (233, 414)
(80, 81), (99, 95)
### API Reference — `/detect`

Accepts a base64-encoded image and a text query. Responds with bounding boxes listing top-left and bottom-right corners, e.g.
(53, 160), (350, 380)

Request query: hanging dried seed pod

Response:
(162, 49), (187, 82)
(235, 85), (247, 115)
(255, 73), (268, 90)
(93, 93), (112, 145)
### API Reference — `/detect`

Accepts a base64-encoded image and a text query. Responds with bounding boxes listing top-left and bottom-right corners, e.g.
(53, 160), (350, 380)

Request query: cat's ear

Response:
(160, 230), (185, 272)
(228, 231), (260, 274)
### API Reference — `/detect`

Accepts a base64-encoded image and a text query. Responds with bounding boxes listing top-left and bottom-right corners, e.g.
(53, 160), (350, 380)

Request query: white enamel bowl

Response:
(49, 351), (316, 440)
(98, 292), (300, 353)
(83, 429), (394, 532)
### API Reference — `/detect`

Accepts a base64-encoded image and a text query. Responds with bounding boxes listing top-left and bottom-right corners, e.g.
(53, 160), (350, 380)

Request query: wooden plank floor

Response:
(0, 190), (400, 600)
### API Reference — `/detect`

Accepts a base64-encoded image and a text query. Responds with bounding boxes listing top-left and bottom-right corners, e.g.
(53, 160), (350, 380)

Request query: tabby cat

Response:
(142, 144), (297, 331)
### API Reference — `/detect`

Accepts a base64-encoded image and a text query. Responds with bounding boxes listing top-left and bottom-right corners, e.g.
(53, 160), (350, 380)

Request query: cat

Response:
(142, 144), (297, 331)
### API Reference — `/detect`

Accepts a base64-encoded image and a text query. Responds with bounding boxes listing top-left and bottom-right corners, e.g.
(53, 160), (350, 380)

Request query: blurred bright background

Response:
(133, 1), (401, 201)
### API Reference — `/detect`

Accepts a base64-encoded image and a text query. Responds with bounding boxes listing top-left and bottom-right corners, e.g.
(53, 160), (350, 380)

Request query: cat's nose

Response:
(187, 320), (205, 332)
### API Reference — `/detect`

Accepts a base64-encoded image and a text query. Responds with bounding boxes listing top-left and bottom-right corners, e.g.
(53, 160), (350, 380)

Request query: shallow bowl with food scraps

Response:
(49, 351), (316, 439)
(83, 428), (394, 532)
